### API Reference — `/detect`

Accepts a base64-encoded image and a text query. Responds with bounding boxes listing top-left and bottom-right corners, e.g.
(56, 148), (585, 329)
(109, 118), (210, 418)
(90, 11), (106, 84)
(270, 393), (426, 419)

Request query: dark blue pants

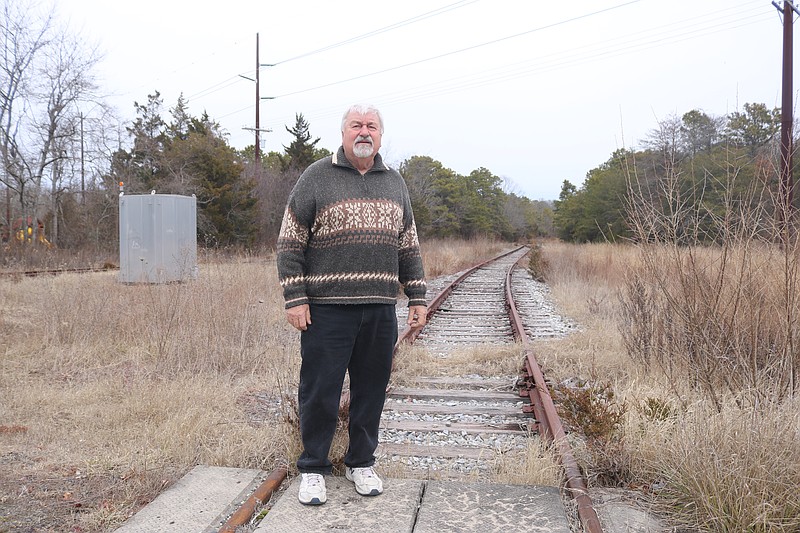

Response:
(296, 303), (397, 474)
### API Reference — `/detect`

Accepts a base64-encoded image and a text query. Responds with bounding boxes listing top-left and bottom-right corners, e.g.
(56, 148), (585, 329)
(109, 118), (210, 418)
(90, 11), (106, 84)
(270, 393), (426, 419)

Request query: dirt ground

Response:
(0, 455), (181, 533)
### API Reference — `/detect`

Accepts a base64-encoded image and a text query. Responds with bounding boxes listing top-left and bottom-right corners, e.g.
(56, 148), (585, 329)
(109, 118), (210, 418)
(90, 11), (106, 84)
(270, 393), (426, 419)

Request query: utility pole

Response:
(255, 33), (261, 166)
(773, 0), (799, 235)
(80, 113), (85, 205)
(241, 33), (273, 183)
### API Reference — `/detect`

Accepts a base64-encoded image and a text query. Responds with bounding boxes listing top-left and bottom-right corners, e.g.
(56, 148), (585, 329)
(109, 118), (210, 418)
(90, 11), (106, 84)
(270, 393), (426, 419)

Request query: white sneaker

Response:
(345, 466), (383, 496)
(298, 473), (326, 505)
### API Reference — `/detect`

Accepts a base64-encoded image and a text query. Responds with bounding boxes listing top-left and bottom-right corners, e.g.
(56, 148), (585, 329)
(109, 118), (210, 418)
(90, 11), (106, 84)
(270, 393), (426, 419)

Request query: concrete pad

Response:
(114, 465), (264, 533)
(255, 477), (571, 533)
(592, 487), (669, 533)
(254, 476), (424, 533)
(414, 480), (571, 533)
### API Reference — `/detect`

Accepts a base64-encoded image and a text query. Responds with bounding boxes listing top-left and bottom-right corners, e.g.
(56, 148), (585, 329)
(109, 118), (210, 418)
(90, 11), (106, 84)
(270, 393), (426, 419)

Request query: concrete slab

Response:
(592, 487), (669, 533)
(255, 477), (570, 533)
(115, 467), (660, 533)
(114, 465), (264, 533)
(414, 480), (571, 533)
(254, 476), (424, 533)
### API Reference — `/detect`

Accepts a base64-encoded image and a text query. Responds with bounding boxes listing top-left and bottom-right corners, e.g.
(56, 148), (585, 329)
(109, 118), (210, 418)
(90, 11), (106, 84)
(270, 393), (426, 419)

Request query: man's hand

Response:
(407, 305), (427, 329)
(286, 304), (311, 331)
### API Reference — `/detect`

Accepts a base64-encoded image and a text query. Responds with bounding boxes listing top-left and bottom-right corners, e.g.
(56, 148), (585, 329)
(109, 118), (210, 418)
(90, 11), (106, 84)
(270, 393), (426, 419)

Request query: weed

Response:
(555, 380), (625, 442)
(639, 397), (678, 423)
(527, 241), (549, 282)
(554, 379), (631, 486)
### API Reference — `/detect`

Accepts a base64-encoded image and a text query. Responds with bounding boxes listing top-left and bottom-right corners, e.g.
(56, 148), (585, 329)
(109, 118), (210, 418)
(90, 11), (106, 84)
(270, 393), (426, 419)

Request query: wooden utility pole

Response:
(80, 113), (85, 205)
(255, 33), (261, 167)
(241, 33), (273, 182)
(774, 0), (799, 232)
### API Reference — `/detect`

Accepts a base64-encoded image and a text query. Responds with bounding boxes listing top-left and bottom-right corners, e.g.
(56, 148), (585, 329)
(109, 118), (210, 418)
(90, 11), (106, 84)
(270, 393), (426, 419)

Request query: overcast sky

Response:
(61, 0), (787, 200)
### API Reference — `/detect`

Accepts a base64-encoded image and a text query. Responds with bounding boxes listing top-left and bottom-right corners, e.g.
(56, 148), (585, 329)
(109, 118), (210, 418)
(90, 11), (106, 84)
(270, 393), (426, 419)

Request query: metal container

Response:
(118, 193), (198, 283)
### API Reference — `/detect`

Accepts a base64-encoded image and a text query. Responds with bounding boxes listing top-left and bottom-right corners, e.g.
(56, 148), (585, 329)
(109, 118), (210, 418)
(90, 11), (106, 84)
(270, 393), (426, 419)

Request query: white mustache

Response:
(356, 135), (373, 144)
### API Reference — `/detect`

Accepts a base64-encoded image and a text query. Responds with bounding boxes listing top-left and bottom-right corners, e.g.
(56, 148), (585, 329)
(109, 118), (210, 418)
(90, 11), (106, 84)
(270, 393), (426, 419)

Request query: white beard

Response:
(352, 137), (374, 158)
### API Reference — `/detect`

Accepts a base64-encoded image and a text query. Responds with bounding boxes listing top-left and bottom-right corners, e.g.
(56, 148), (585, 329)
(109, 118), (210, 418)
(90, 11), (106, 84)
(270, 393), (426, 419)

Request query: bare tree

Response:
(1, 0), (101, 246)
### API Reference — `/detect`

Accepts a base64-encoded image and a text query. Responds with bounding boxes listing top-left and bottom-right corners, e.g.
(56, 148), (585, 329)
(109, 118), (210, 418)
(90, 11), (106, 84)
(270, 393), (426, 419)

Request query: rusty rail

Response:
(505, 253), (604, 533)
(217, 466), (288, 533)
(0, 266), (117, 278)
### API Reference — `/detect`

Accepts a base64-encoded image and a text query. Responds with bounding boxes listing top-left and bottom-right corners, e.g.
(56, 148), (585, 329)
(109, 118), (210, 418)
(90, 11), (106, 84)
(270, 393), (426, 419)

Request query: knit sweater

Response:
(277, 146), (427, 309)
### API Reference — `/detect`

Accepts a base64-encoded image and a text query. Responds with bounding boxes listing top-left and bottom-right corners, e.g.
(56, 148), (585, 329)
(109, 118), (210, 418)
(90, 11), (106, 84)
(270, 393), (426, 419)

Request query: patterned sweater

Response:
(277, 147), (427, 309)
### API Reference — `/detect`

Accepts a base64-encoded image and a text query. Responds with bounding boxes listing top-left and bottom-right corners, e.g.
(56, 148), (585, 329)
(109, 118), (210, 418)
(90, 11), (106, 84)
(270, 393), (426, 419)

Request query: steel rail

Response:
(0, 266), (117, 278)
(505, 253), (604, 533)
(217, 466), (288, 533)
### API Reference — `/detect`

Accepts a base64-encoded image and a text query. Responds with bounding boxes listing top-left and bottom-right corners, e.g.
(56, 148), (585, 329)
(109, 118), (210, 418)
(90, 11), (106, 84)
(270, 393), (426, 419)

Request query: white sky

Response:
(60, 0), (788, 200)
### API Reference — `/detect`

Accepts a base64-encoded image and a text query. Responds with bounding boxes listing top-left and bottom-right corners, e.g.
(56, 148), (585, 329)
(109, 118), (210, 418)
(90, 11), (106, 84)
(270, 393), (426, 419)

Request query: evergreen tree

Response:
(111, 94), (257, 247)
(725, 103), (781, 154)
(124, 91), (167, 192)
(460, 167), (509, 238)
(279, 113), (321, 171)
(399, 155), (460, 237)
(165, 113), (257, 247)
(553, 180), (580, 241)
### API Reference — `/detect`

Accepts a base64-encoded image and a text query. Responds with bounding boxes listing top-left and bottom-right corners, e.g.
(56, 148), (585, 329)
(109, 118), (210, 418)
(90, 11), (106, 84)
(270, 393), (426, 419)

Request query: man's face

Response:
(342, 111), (382, 161)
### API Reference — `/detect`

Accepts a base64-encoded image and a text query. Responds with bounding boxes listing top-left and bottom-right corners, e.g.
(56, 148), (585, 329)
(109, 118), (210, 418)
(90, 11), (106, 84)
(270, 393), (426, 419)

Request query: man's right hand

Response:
(286, 304), (311, 331)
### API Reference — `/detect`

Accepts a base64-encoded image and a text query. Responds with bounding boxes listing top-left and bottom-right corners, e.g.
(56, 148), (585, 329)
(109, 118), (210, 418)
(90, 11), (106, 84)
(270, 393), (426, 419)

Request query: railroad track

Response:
(375, 245), (601, 532)
(0, 265), (116, 278)
(379, 247), (534, 468)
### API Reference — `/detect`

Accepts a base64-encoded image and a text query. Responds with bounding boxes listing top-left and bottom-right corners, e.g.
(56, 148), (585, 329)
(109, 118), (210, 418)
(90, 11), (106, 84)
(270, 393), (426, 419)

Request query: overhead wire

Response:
(270, 0), (481, 65)
(186, 0), (481, 108)
(256, 1), (772, 131)
(216, 0), (645, 121)
(270, 0), (644, 99)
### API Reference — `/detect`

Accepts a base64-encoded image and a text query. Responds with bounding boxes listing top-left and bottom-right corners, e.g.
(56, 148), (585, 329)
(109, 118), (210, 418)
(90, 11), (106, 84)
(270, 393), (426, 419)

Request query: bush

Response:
(527, 242), (549, 281)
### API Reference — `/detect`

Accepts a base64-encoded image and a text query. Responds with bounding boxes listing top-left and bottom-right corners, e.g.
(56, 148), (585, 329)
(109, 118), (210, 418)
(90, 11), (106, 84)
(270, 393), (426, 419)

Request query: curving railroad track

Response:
(386, 245), (600, 532)
(222, 246), (601, 533)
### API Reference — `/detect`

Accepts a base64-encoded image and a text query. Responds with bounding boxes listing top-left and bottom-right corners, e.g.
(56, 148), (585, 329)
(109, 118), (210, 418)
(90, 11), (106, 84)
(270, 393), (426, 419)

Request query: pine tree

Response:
(278, 113), (321, 171)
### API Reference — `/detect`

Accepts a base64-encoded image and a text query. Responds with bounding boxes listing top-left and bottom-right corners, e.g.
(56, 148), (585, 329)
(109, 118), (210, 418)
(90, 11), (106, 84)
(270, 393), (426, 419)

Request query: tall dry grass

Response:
(0, 257), (299, 531)
(419, 236), (507, 277)
(540, 240), (800, 532)
(620, 241), (799, 408)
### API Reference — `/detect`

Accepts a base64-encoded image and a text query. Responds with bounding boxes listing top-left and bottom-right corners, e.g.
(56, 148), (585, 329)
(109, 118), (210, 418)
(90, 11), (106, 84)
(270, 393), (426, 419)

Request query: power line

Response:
(186, 0), (481, 107)
(219, 0), (772, 131)
(271, 0), (644, 99)
(271, 0), (482, 65)
(256, 2), (771, 131)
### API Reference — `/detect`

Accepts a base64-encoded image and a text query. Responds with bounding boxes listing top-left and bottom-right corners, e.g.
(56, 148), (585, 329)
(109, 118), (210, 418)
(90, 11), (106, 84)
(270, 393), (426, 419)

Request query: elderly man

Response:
(277, 104), (427, 505)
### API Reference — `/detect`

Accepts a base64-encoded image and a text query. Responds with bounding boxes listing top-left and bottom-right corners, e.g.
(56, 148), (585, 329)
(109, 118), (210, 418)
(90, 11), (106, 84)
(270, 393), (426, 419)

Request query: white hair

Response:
(341, 104), (384, 134)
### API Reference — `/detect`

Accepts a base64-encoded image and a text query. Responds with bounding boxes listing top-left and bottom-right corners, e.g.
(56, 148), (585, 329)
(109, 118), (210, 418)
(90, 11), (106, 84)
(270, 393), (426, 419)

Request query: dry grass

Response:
(0, 258), (299, 531)
(389, 343), (562, 487)
(419, 236), (507, 277)
(539, 240), (800, 532)
(391, 344), (523, 381)
(632, 399), (800, 531)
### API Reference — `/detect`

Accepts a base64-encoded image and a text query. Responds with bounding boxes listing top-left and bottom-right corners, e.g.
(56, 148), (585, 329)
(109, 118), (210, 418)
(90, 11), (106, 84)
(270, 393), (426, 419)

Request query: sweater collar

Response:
(332, 146), (388, 172)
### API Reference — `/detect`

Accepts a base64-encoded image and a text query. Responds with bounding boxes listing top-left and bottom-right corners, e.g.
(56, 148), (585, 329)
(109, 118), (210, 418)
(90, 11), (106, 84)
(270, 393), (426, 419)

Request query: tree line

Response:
(554, 103), (799, 243)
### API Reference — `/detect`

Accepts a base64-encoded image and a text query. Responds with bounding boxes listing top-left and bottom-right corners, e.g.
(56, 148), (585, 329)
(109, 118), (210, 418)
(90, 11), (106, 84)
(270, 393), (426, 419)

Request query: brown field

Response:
(1, 237), (799, 532)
